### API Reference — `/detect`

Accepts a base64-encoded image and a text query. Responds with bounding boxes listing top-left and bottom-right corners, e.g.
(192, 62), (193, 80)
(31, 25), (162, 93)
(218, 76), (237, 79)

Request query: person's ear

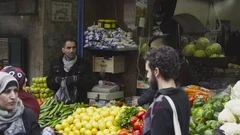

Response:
(62, 47), (65, 53)
(154, 67), (160, 77)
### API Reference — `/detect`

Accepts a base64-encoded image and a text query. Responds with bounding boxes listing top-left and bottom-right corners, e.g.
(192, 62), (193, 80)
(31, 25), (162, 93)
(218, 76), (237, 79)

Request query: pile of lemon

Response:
(55, 106), (127, 135)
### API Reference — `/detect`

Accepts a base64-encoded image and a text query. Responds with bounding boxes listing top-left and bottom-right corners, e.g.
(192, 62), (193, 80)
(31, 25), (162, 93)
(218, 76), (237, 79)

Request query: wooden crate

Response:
(92, 56), (125, 73)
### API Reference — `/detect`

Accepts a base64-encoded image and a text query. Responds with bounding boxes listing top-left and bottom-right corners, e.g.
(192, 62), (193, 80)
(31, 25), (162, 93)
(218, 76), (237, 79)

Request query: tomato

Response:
(133, 121), (142, 130)
(128, 127), (134, 133)
(142, 114), (146, 120)
(140, 125), (143, 134)
(137, 110), (146, 119)
(189, 97), (195, 106)
(133, 130), (141, 135)
(130, 116), (138, 125)
(118, 128), (128, 135)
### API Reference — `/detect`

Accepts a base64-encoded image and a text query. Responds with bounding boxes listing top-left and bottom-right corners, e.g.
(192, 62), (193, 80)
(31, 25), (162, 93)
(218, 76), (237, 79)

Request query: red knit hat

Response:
(0, 66), (26, 88)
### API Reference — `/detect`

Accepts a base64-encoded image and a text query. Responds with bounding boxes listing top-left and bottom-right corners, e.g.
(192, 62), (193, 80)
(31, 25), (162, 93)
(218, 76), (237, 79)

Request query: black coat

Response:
(143, 88), (190, 135)
(47, 55), (95, 103)
(22, 108), (41, 135)
(0, 108), (41, 135)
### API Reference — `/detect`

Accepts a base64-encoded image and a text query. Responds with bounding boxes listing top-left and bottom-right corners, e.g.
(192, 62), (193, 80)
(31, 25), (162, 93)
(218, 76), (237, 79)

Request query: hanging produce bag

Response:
(54, 79), (71, 104)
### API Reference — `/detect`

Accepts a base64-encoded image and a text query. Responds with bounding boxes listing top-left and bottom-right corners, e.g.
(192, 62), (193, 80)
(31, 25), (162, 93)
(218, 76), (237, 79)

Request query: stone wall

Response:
(42, 0), (78, 76)
(0, 1), (44, 84)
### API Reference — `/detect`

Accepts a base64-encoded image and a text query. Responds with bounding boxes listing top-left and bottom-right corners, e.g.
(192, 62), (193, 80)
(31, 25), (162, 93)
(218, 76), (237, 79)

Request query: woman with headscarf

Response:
(1, 66), (40, 119)
(0, 72), (41, 135)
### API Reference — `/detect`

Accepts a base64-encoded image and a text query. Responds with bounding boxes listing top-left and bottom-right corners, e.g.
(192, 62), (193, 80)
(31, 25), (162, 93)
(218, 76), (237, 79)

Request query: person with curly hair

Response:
(142, 45), (190, 135)
(132, 36), (198, 106)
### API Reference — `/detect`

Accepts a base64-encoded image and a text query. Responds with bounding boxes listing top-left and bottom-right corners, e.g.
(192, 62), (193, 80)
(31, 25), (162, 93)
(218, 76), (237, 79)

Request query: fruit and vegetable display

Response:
(24, 76), (54, 101)
(33, 79), (240, 135)
(55, 105), (128, 135)
(184, 85), (213, 102)
(39, 98), (89, 128)
(216, 81), (240, 135)
(182, 37), (225, 58)
(116, 106), (146, 135)
(228, 63), (240, 69)
(189, 93), (230, 135)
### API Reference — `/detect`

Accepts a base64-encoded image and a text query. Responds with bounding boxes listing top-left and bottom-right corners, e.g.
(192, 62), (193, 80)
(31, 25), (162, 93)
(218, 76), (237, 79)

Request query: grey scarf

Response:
(0, 99), (26, 135)
(62, 55), (77, 72)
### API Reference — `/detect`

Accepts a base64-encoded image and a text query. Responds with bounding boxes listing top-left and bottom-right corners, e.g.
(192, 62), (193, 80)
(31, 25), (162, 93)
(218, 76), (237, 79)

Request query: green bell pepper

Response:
(210, 121), (219, 129)
(206, 120), (218, 129)
(189, 127), (195, 135)
(195, 124), (208, 134)
(203, 109), (214, 120)
(212, 101), (224, 112)
(203, 103), (213, 110)
(204, 129), (214, 135)
(213, 112), (219, 120)
(193, 98), (205, 107)
(192, 107), (204, 117)
(193, 116), (205, 125)
(190, 116), (196, 129)
(206, 97), (216, 104)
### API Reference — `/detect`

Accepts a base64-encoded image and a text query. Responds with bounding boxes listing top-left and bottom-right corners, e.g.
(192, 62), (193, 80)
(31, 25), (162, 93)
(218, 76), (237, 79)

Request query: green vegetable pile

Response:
(39, 98), (89, 128)
(116, 106), (139, 129)
(189, 95), (230, 135)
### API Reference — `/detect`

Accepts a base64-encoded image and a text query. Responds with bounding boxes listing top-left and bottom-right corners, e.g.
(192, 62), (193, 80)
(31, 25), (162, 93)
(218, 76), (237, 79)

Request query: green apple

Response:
(43, 77), (47, 82)
(40, 88), (45, 94)
(34, 94), (40, 98)
(32, 77), (36, 83)
(43, 83), (48, 88)
(39, 77), (43, 83)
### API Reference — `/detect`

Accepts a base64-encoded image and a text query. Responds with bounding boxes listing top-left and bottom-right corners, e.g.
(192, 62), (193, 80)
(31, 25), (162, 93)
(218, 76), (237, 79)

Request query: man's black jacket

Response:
(47, 55), (95, 103)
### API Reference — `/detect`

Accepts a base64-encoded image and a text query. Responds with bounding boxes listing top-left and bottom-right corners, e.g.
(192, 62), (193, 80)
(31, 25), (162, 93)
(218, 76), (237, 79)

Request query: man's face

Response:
(62, 41), (77, 60)
(146, 61), (158, 90)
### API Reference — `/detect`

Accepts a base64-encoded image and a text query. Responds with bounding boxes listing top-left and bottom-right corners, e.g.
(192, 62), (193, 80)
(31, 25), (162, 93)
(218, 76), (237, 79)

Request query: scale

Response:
(88, 80), (123, 105)
(87, 60), (124, 103)
(91, 80), (120, 93)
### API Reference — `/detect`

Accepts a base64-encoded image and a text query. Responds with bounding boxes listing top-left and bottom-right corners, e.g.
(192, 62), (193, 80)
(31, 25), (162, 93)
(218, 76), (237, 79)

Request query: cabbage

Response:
(205, 45), (215, 56)
(193, 50), (206, 57)
(209, 54), (219, 58)
(182, 43), (196, 56)
(219, 54), (225, 57)
(230, 106), (240, 120)
(218, 108), (237, 124)
(225, 99), (240, 109)
(220, 123), (240, 135)
(196, 37), (210, 50)
(211, 43), (222, 54)
(230, 81), (240, 99)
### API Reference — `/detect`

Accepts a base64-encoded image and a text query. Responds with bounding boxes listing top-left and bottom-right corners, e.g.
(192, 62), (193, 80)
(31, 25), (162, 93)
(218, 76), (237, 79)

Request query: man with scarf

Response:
(47, 39), (95, 104)
(142, 45), (190, 135)
(0, 72), (41, 135)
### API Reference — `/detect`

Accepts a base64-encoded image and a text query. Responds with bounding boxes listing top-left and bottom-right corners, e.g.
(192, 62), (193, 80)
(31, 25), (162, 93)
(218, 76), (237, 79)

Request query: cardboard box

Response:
(92, 56), (125, 73)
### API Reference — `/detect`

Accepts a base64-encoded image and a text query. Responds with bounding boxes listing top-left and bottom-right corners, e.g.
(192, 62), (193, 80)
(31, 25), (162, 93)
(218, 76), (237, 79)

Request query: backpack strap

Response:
(164, 95), (182, 135)
(150, 95), (182, 135)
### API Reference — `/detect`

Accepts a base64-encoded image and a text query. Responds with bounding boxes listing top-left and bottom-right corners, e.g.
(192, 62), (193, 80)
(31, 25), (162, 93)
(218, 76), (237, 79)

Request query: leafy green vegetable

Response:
(116, 106), (139, 128)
